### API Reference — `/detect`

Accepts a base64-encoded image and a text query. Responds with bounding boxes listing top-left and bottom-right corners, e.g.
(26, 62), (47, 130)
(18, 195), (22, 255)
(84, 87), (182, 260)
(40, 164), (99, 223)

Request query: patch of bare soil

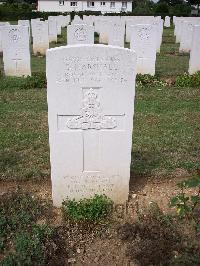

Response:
(167, 51), (189, 57)
(161, 76), (177, 86)
(0, 170), (198, 265)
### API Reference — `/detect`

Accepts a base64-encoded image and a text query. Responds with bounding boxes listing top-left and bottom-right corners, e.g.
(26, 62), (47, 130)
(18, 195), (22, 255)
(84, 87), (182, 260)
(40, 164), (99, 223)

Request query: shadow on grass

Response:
(131, 150), (163, 177)
(0, 150), (21, 172)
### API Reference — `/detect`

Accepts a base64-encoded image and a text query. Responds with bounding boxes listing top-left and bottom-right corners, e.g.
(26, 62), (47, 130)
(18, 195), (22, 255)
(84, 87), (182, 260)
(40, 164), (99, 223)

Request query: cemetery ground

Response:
(0, 27), (200, 265)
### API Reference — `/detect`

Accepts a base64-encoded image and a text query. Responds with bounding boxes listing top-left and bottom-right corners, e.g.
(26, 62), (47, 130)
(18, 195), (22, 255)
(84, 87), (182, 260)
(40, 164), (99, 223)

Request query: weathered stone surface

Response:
(46, 45), (137, 207)
(2, 25), (31, 76)
(164, 16), (170, 27)
(48, 17), (57, 43)
(0, 22), (10, 52)
(67, 24), (94, 45)
(189, 25), (200, 74)
(130, 24), (157, 75)
(32, 21), (49, 55)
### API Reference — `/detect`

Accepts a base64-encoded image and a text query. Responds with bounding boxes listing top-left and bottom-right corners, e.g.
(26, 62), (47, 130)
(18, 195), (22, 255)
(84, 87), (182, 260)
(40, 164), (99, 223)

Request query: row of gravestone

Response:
(69, 15), (165, 76)
(0, 15), (70, 76)
(0, 15), (166, 77)
(173, 16), (200, 74)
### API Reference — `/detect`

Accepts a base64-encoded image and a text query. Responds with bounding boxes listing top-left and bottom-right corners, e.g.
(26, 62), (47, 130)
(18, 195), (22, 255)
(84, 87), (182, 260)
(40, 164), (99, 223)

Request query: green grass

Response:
(132, 85), (200, 176)
(156, 27), (189, 77)
(0, 26), (199, 180)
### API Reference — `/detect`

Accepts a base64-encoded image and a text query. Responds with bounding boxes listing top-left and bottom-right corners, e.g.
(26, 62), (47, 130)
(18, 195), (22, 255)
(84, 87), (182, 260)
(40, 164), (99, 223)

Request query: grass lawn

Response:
(0, 27), (199, 180)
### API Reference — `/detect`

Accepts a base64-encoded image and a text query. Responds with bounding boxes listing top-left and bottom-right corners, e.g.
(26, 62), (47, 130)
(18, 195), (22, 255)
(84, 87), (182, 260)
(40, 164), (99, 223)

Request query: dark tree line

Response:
(4, 0), (37, 3)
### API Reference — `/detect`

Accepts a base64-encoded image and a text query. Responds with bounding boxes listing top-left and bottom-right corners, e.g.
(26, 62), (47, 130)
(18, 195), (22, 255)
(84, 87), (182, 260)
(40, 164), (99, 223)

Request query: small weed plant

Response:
(136, 74), (167, 88)
(62, 194), (113, 223)
(176, 71), (200, 87)
(170, 175), (200, 233)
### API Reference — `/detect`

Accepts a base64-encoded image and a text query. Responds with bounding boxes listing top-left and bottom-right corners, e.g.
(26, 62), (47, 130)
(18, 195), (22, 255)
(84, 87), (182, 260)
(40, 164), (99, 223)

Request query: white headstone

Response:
(73, 15), (82, 24)
(173, 16), (177, 25)
(67, 24), (94, 45)
(58, 15), (66, 27)
(95, 18), (111, 44)
(175, 18), (184, 43)
(48, 17), (57, 43)
(189, 25), (200, 74)
(2, 25), (31, 76)
(56, 16), (63, 35)
(0, 22), (10, 26)
(179, 21), (195, 53)
(18, 20), (30, 28)
(18, 20), (31, 40)
(64, 15), (71, 27)
(46, 45), (137, 207)
(98, 20), (110, 44)
(0, 22), (10, 53)
(130, 24), (157, 75)
(31, 18), (40, 37)
(32, 21), (49, 55)
(153, 17), (163, 53)
(108, 22), (125, 47)
(164, 16), (170, 27)
(125, 16), (155, 43)
(83, 15), (94, 26)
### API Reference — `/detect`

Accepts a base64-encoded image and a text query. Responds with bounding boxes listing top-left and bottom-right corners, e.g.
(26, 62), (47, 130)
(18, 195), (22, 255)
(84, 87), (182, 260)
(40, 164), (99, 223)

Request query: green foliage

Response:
(155, 1), (170, 16)
(62, 195), (113, 223)
(176, 72), (200, 87)
(0, 73), (46, 91)
(132, 0), (155, 15)
(24, 73), (46, 89)
(171, 3), (191, 16)
(0, 191), (46, 252)
(136, 74), (167, 88)
(170, 175), (200, 232)
(0, 3), (64, 21)
(0, 191), (56, 265)
(2, 225), (53, 266)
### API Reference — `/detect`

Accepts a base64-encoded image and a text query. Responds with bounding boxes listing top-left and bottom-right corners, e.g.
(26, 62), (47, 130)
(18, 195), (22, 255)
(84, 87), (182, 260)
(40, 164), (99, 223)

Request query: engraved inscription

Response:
(9, 28), (21, 43)
(74, 27), (87, 41)
(138, 27), (151, 40)
(67, 88), (117, 130)
(57, 87), (125, 172)
(56, 55), (133, 84)
(64, 174), (119, 196)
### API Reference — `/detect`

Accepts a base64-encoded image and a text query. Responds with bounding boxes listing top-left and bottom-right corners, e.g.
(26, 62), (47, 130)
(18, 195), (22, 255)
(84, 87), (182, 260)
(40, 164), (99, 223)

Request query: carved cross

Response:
(58, 88), (125, 173)
(12, 51), (22, 73)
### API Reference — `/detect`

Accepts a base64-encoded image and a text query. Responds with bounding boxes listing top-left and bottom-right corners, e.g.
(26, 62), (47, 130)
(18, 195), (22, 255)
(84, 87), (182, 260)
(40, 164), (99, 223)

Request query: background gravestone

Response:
(2, 25), (31, 77)
(32, 21), (49, 55)
(0, 22), (10, 53)
(48, 17), (57, 43)
(189, 25), (200, 74)
(130, 24), (157, 75)
(164, 16), (170, 27)
(67, 24), (94, 45)
(46, 45), (136, 207)
(108, 22), (125, 47)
